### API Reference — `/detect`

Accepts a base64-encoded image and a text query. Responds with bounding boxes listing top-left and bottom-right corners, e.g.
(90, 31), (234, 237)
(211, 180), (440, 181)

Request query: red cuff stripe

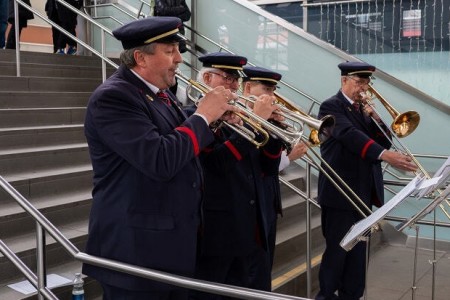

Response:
(263, 148), (282, 159)
(176, 126), (200, 155)
(361, 139), (375, 159)
(225, 140), (242, 161)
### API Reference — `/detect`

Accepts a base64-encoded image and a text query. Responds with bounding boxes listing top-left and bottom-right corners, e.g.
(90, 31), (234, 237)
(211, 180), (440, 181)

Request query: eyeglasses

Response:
(347, 76), (372, 86)
(208, 72), (242, 85)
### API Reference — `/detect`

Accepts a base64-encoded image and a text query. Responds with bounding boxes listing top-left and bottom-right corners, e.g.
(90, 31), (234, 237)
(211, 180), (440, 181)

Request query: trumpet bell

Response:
(309, 114), (336, 145)
(392, 111), (420, 138)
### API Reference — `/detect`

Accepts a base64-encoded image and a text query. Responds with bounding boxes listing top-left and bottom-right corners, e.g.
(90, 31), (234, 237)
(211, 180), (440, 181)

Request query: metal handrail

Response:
(12, 0), (119, 81)
(0, 176), (310, 300)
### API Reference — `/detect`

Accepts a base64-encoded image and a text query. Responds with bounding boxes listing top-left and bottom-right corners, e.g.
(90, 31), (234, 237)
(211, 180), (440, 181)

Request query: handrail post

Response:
(305, 162), (312, 298)
(13, 0), (20, 77)
(36, 223), (46, 300)
(101, 29), (106, 82)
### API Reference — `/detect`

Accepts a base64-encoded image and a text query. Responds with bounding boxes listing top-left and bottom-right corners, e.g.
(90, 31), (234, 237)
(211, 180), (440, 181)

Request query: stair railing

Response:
(0, 175), (314, 300)
(11, 0), (119, 81)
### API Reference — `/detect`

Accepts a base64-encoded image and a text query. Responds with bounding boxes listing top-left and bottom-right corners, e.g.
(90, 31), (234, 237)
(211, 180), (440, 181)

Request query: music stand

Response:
(396, 156), (450, 232)
(340, 175), (423, 251)
(394, 156), (450, 300)
(339, 175), (423, 300)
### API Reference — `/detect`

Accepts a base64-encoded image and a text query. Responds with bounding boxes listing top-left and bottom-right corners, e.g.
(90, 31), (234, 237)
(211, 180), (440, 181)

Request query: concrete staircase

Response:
(0, 49), (108, 299)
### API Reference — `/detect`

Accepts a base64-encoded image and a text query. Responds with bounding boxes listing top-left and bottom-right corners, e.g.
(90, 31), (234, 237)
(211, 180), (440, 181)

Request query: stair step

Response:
(0, 125), (86, 150)
(0, 107), (86, 128)
(0, 91), (90, 109)
(0, 144), (90, 177)
(273, 212), (325, 278)
(0, 49), (115, 67)
(0, 253), (97, 300)
(2, 163), (91, 196)
(0, 61), (115, 79)
(272, 253), (321, 297)
(0, 76), (101, 92)
(0, 189), (92, 236)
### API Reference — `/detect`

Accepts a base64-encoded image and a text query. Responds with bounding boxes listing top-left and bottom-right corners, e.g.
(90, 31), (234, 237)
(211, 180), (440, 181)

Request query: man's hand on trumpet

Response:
(360, 92), (382, 123)
(251, 94), (283, 121)
(196, 86), (240, 125)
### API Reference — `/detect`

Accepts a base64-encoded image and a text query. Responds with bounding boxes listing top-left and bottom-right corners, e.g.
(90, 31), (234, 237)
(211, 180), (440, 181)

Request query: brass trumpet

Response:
(175, 70), (270, 148)
(364, 86), (420, 138)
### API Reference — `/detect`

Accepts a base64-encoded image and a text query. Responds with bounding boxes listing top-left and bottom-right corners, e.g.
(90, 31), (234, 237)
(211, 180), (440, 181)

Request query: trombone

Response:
(175, 70), (270, 148)
(273, 92), (336, 146)
(362, 86), (450, 219)
(365, 86), (420, 138)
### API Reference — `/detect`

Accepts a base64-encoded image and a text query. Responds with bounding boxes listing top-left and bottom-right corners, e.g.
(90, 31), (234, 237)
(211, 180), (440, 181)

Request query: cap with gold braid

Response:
(199, 52), (247, 76)
(242, 66), (282, 86)
(338, 61), (376, 78)
(112, 17), (186, 50)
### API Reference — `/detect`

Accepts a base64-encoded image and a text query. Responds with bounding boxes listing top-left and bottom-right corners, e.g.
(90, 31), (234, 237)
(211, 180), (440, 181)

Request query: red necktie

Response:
(157, 91), (171, 106)
(352, 101), (360, 112)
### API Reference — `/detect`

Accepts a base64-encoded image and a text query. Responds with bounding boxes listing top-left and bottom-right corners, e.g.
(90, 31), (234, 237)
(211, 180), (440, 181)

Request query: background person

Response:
(189, 52), (284, 299)
(315, 61), (417, 300)
(45, 0), (60, 53)
(0, 0), (7, 48)
(154, 0), (190, 53)
(5, 0), (33, 49)
(54, 0), (81, 54)
(82, 17), (238, 300)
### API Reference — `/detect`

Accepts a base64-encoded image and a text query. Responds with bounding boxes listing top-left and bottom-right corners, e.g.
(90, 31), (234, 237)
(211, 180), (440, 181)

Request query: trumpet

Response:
(175, 70), (270, 148)
(273, 92), (336, 146)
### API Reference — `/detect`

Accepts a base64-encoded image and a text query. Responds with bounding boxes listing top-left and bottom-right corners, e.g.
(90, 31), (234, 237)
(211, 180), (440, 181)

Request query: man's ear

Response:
(203, 72), (211, 86)
(134, 50), (146, 67)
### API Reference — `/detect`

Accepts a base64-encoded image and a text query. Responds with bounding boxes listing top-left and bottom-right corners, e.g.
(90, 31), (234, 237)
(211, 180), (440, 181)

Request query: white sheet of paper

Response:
(418, 176), (442, 189)
(7, 274), (72, 295)
(417, 156), (450, 198)
(341, 175), (421, 250)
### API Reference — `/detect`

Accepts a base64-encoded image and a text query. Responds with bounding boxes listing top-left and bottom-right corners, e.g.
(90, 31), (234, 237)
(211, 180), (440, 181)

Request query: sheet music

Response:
(341, 175), (422, 250)
(416, 156), (450, 198)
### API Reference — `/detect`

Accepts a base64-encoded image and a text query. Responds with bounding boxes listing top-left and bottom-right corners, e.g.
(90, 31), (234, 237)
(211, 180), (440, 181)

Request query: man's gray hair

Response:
(197, 67), (218, 84)
(120, 43), (158, 68)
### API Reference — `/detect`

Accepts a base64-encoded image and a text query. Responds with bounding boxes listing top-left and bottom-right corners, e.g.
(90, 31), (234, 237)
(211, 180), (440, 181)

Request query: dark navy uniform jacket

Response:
(82, 65), (214, 291)
(318, 90), (392, 211)
(197, 125), (283, 257)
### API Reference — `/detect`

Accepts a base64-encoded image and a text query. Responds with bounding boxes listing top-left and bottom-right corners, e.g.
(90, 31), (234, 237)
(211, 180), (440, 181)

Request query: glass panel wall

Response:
(258, 0), (450, 105)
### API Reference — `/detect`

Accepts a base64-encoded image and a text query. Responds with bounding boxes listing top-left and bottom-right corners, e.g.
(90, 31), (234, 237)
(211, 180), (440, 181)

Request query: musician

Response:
(82, 17), (239, 300)
(190, 53), (284, 299)
(241, 66), (308, 287)
(315, 61), (417, 300)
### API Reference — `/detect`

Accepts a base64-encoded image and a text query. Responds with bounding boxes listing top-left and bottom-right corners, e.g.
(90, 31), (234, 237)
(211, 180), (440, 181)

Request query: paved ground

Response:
(366, 241), (450, 300)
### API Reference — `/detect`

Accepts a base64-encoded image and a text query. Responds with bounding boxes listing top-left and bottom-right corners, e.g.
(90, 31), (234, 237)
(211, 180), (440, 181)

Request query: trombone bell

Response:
(367, 86), (420, 138)
(392, 111), (420, 138)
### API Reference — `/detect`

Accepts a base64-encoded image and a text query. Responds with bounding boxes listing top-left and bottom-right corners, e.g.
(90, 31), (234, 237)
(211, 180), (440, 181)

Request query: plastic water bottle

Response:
(72, 273), (85, 300)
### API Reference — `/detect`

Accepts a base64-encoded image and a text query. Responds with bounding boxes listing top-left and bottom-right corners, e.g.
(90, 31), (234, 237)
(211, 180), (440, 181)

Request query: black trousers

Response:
(5, 21), (26, 49)
(315, 207), (367, 300)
